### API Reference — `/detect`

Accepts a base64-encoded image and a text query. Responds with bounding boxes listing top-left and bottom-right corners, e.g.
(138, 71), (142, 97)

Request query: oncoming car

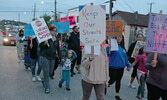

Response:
(3, 33), (17, 46)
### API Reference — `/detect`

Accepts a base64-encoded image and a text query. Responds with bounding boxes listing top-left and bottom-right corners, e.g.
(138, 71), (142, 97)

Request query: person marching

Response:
(106, 35), (130, 100)
(29, 36), (42, 82)
(130, 47), (148, 100)
(127, 34), (144, 89)
(58, 49), (77, 91)
(40, 26), (59, 94)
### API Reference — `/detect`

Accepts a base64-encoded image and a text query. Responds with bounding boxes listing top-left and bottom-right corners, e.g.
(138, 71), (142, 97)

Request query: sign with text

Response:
(53, 22), (70, 33)
(31, 18), (52, 43)
(146, 13), (167, 54)
(131, 41), (146, 58)
(106, 20), (123, 37)
(24, 24), (35, 36)
(79, 5), (106, 46)
(60, 16), (76, 26)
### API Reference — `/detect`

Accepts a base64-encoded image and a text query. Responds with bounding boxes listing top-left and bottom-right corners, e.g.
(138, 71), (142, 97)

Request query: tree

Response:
(40, 13), (54, 27)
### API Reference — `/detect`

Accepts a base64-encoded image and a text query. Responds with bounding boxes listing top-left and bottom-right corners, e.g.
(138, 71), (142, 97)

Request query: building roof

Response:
(112, 10), (149, 27)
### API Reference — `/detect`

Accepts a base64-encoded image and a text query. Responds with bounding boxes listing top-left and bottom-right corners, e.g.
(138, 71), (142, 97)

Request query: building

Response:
(112, 10), (149, 50)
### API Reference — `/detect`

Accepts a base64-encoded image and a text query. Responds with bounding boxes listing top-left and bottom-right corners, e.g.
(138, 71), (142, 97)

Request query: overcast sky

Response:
(0, 0), (166, 23)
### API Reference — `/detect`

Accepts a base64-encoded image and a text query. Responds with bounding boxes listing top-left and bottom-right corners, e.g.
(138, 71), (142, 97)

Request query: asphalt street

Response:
(0, 45), (147, 100)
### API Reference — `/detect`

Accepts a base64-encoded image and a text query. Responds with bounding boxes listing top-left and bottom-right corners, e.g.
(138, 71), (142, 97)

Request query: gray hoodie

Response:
(145, 53), (167, 90)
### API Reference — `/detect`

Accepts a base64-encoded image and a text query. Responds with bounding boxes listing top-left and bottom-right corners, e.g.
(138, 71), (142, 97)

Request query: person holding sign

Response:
(145, 53), (167, 100)
(29, 36), (42, 82)
(127, 33), (144, 89)
(106, 35), (130, 100)
(66, 26), (82, 76)
(40, 26), (60, 94)
(81, 46), (109, 100)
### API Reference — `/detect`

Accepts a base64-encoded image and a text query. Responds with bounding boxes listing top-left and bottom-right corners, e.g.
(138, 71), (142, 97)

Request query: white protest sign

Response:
(85, 45), (100, 55)
(31, 18), (52, 43)
(79, 5), (106, 46)
(110, 39), (119, 51)
(131, 41), (146, 58)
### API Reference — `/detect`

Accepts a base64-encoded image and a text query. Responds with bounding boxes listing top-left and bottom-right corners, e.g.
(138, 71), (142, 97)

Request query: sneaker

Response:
(66, 87), (71, 91)
(36, 76), (42, 82)
(128, 84), (136, 89)
(136, 96), (141, 99)
(71, 73), (73, 77)
(115, 96), (122, 100)
(59, 83), (62, 88)
(32, 77), (36, 82)
(45, 88), (50, 94)
(73, 72), (76, 75)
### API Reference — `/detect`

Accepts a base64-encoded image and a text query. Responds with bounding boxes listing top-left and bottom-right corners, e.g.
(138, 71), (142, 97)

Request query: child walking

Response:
(59, 49), (77, 91)
(130, 47), (148, 100)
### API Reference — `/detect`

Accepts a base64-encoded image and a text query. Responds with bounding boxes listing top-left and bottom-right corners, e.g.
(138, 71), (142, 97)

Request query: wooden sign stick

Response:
(154, 10), (163, 61)
(91, 2), (94, 55)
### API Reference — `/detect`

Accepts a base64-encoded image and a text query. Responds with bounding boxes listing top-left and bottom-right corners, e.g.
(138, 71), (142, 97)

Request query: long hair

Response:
(19, 29), (24, 37)
(116, 35), (126, 51)
(138, 46), (148, 56)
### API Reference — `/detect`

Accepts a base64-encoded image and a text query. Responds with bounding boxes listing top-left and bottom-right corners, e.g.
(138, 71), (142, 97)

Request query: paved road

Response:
(0, 45), (147, 100)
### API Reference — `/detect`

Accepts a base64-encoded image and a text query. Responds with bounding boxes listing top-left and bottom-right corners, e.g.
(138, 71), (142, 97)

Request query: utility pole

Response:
(54, 0), (57, 21)
(109, 0), (116, 20)
(18, 13), (20, 29)
(33, 3), (36, 21)
(147, 2), (154, 13)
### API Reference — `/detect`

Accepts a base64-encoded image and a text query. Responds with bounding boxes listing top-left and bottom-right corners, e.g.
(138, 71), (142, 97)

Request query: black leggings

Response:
(109, 68), (124, 93)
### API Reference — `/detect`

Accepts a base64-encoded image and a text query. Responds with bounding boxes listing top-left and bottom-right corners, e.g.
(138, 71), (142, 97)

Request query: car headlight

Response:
(4, 38), (8, 42)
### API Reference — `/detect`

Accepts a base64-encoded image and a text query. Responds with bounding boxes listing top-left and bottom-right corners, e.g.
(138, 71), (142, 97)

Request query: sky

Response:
(0, 0), (167, 23)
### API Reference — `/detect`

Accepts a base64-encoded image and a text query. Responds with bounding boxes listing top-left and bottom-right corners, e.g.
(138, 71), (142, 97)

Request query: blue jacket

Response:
(106, 45), (130, 69)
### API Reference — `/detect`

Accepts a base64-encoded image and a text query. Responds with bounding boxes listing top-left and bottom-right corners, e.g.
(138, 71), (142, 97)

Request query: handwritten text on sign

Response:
(146, 13), (167, 54)
(106, 20), (123, 37)
(31, 18), (52, 43)
(79, 5), (106, 46)
(60, 16), (76, 26)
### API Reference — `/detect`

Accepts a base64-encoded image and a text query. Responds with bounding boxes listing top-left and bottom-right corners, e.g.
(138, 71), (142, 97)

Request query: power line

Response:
(121, 0), (135, 12)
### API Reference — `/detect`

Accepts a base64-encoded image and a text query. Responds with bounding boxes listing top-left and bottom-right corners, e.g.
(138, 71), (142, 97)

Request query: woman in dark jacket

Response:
(40, 26), (60, 94)
(145, 53), (167, 100)
(29, 37), (42, 82)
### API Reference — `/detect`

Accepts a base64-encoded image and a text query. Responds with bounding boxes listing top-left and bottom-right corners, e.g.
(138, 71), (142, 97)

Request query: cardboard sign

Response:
(106, 20), (123, 37)
(53, 22), (70, 33)
(79, 5), (106, 46)
(24, 24), (35, 36)
(145, 13), (167, 54)
(60, 16), (76, 26)
(31, 18), (52, 43)
(131, 41), (146, 58)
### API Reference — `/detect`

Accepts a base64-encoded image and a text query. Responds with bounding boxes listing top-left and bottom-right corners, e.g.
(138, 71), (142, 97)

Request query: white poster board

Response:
(31, 18), (52, 43)
(79, 5), (106, 46)
(131, 41), (146, 58)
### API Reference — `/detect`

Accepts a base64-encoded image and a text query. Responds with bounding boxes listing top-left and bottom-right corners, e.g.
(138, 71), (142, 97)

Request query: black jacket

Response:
(66, 32), (80, 50)
(40, 37), (60, 60)
(29, 38), (38, 59)
(127, 41), (137, 63)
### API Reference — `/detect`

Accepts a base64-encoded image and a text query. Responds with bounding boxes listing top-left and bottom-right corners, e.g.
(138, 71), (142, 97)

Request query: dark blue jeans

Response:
(31, 55), (41, 76)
